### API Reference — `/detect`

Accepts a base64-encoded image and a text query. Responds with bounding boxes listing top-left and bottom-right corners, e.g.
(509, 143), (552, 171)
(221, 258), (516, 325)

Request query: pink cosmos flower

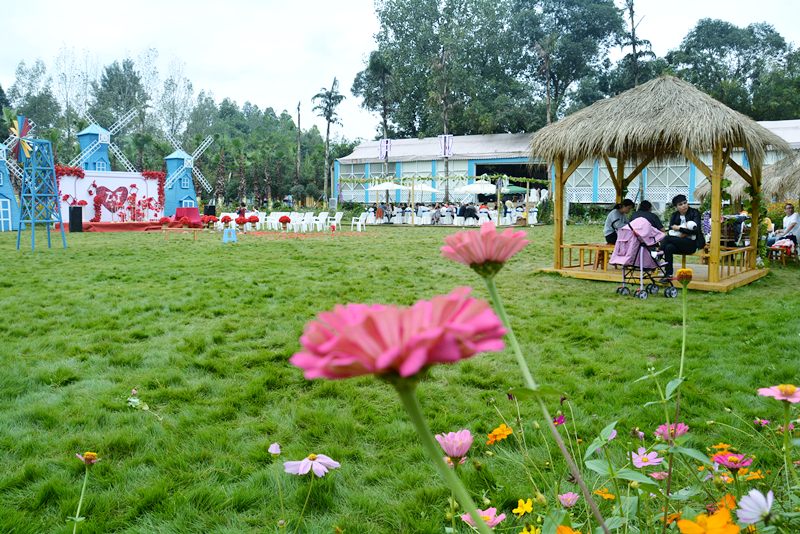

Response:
(558, 492), (580, 508)
(269, 443), (281, 455)
(757, 384), (800, 403)
(777, 423), (795, 434)
(711, 453), (753, 470)
(441, 222), (530, 271)
(436, 429), (473, 461)
(460, 507), (506, 528)
(654, 423), (689, 441)
(553, 415), (566, 426)
(737, 489), (773, 524)
(754, 418), (770, 427)
(284, 453), (340, 477)
(630, 447), (663, 468)
(650, 472), (669, 480)
(289, 287), (506, 379)
(598, 429), (617, 453)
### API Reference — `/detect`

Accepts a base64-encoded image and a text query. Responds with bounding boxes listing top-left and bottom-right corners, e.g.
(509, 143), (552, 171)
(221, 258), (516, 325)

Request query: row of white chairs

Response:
(261, 212), (344, 232)
(358, 208), (539, 227)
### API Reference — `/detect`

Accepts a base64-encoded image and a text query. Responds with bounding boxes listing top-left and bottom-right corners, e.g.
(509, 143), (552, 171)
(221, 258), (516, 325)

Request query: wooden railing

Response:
(559, 243), (616, 271)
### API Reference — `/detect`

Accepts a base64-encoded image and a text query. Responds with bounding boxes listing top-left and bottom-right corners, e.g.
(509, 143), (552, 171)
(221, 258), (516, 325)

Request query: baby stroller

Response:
(608, 218), (678, 299)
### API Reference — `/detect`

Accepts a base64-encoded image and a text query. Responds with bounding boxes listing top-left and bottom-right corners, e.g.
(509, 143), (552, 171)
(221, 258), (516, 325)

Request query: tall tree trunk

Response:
(323, 120), (331, 203)
(276, 161), (283, 200)
(294, 102), (301, 187)
(264, 158), (272, 203)
(253, 164), (261, 208)
(214, 149), (226, 204)
(237, 155), (246, 202)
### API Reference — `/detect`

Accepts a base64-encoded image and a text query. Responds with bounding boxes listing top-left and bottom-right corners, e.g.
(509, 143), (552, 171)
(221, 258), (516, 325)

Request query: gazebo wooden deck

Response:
(530, 76), (793, 292)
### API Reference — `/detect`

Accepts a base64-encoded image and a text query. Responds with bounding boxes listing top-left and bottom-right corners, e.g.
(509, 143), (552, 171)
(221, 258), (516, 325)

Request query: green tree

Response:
(352, 50), (397, 138)
(668, 19), (788, 114)
(751, 49), (800, 120)
(312, 77), (345, 202)
(91, 59), (147, 132)
(7, 59), (62, 129)
(0, 83), (9, 115)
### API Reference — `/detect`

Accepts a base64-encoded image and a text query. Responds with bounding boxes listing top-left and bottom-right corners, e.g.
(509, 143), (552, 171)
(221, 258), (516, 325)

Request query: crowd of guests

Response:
(368, 201), (529, 224)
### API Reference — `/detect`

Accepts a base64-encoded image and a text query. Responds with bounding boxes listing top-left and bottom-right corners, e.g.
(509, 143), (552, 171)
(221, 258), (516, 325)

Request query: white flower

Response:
(268, 443), (281, 455)
(284, 453), (340, 477)
(737, 489), (773, 525)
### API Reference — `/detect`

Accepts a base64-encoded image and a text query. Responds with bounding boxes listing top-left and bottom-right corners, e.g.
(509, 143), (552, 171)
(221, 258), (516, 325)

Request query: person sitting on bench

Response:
(658, 194), (705, 282)
(767, 203), (799, 247)
(629, 200), (664, 230)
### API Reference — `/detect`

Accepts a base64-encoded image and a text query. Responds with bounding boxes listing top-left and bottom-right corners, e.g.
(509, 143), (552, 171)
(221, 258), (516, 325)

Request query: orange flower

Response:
(677, 507), (740, 534)
(744, 469), (764, 481)
(592, 488), (615, 500)
(556, 527), (583, 534)
(712, 443), (731, 452)
(717, 494), (736, 510)
(660, 508), (682, 524)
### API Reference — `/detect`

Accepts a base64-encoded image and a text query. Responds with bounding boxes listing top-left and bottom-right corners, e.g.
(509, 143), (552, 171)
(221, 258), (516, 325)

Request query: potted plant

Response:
(208, 215), (219, 230)
(200, 215), (209, 228)
(179, 216), (191, 229)
(235, 216), (247, 232)
(279, 215), (291, 230)
(221, 215), (232, 229)
(159, 217), (170, 229)
(248, 215), (260, 231)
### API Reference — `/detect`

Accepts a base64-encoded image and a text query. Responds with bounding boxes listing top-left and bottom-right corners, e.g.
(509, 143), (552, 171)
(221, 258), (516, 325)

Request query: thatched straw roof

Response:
(693, 151), (800, 202)
(529, 76), (792, 169)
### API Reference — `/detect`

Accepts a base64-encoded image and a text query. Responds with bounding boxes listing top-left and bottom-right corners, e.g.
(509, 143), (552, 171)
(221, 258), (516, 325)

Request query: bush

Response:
(765, 198), (798, 229)
(537, 198), (553, 224)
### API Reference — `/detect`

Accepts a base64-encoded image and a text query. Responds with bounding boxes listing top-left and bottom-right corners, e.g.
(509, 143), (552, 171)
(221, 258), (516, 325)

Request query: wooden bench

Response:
(768, 246), (798, 266)
(561, 243), (616, 272)
(163, 227), (203, 242)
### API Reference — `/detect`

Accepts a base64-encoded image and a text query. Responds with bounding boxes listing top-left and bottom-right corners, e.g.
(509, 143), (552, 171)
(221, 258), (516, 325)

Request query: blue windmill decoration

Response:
(15, 135), (66, 250)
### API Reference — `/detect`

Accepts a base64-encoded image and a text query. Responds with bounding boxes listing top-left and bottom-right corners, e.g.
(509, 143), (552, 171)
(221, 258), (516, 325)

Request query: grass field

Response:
(0, 224), (798, 534)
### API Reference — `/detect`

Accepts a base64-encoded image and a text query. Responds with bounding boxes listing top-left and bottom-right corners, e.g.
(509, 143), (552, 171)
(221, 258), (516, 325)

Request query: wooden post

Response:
(709, 146), (723, 283)
(525, 180), (530, 225)
(554, 157), (564, 269)
(749, 164), (762, 270)
(615, 157), (626, 204)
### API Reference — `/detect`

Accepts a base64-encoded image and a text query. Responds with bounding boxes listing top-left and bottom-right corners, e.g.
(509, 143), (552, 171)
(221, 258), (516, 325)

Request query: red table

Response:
(173, 207), (202, 225)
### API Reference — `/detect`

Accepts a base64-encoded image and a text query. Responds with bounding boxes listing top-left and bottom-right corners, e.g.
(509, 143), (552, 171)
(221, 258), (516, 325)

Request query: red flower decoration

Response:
(248, 215), (259, 223)
(221, 215), (232, 223)
(179, 216), (191, 226)
(279, 216), (291, 224)
(159, 217), (171, 224)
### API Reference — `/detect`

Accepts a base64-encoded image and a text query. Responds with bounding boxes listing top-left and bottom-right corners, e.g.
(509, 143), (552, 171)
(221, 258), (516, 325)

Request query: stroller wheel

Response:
(633, 289), (640, 298)
(620, 287), (631, 296)
(616, 286), (623, 294)
(646, 283), (659, 294)
(664, 287), (678, 298)
(638, 290), (648, 300)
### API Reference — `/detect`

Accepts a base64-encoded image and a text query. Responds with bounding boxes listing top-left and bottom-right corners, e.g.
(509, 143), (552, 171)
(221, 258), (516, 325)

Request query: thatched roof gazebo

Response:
(693, 151), (800, 203)
(529, 75), (792, 291)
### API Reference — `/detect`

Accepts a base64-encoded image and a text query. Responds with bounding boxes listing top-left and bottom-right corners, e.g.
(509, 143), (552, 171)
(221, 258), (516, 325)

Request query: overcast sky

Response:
(2, 0), (799, 143)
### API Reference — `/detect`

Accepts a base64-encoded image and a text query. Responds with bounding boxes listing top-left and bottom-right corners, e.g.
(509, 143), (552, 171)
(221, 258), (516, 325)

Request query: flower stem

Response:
(395, 382), (494, 534)
(484, 276), (610, 534)
(782, 402), (800, 492)
(72, 466), (90, 534)
(274, 461), (286, 532)
(293, 475), (314, 534)
(603, 446), (622, 516)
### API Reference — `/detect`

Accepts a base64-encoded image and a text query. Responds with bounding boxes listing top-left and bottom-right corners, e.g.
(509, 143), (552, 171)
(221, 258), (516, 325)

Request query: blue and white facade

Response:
(0, 146), (22, 231)
(75, 124), (112, 171)
(163, 149), (197, 216)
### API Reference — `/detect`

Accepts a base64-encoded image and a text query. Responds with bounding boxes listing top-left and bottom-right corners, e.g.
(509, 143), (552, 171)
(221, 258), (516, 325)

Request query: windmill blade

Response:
(165, 163), (189, 189)
(80, 109), (98, 126)
(3, 134), (18, 150)
(109, 108), (138, 135)
(108, 143), (137, 173)
(6, 158), (23, 187)
(67, 140), (101, 168)
(163, 130), (182, 152)
(192, 166), (213, 192)
(192, 136), (214, 159)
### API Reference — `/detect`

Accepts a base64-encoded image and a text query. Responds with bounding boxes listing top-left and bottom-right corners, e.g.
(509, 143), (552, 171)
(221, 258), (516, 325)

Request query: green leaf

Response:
(127, 397), (142, 407)
(643, 397), (671, 408)
(652, 444), (670, 451)
(633, 366), (673, 383)
(585, 459), (614, 477)
(665, 377), (685, 399)
(600, 421), (618, 441)
(584, 437), (605, 461)
(510, 385), (566, 400)
(444, 528), (454, 534)
(593, 515), (627, 533)
(669, 485), (702, 500)
(669, 446), (711, 465)
(542, 510), (569, 534)
(619, 496), (638, 519)
(791, 439), (800, 448)
(615, 469), (657, 486)
(66, 516), (85, 522)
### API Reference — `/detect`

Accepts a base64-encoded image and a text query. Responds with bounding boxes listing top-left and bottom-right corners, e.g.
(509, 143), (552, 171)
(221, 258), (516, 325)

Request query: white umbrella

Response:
(455, 180), (495, 194)
(367, 182), (410, 191)
(412, 184), (438, 193)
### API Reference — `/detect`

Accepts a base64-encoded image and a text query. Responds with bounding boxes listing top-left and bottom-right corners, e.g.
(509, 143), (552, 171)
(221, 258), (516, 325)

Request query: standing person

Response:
(237, 202), (247, 218)
(767, 203), (800, 246)
(629, 200), (664, 230)
(505, 198), (513, 217)
(603, 199), (634, 244)
(658, 194), (706, 281)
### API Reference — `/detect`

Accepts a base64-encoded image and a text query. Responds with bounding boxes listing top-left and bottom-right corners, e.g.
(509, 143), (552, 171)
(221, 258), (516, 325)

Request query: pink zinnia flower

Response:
(284, 453), (341, 477)
(711, 453), (753, 471)
(654, 423), (689, 441)
(754, 418), (770, 427)
(441, 222), (529, 276)
(777, 423), (795, 434)
(758, 384), (800, 403)
(630, 447), (663, 468)
(558, 492), (580, 508)
(436, 430), (473, 461)
(289, 287), (506, 379)
(553, 415), (566, 426)
(76, 452), (100, 465)
(460, 507), (506, 528)
(650, 472), (669, 480)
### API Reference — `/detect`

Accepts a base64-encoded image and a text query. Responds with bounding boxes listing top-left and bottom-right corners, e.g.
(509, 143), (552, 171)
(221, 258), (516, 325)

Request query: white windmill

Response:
(162, 130), (214, 193)
(68, 108), (138, 172)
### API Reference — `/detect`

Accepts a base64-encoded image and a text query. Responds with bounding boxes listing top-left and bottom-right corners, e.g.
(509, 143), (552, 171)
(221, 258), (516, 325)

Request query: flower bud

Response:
(483, 498), (491, 505)
(486, 451), (494, 456)
(278, 520), (286, 527)
(535, 493), (547, 506)
(713, 476), (725, 489)
(473, 460), (483, 471)
(445, 512), (453, 520)
(534, 422), (540, 430)
(333, 527), (343, 534)
(629, 481), (639, 489)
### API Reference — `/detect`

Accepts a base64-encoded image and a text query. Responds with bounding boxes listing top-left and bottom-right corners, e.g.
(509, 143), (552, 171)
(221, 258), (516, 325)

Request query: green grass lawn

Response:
(0, 225), (798, 533)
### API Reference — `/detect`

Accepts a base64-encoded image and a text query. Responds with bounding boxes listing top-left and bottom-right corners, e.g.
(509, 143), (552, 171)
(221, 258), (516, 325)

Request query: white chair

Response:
(330, 212), (344, 231)
(293, 212), (315, 232)
(454, 216), (465, 226)
(366, 209), (376, 225)
(478, 212), (490, 225)
(393, 210), (405, 224)
(421, 213), (433, 225)
(351, 212), (368, 231)
(441, 210), (453, 225)
(314, 213), (329, 232)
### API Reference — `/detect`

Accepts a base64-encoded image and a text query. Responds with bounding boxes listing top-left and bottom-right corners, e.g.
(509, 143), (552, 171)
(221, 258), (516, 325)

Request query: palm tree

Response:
(231, 138), (246, 203)
(212, 134), (229, 205)
(260, 147), (273, 205)
(312, 78), (345, 203)
(131, 133), (152, 172)
(248, 152), (261, 208)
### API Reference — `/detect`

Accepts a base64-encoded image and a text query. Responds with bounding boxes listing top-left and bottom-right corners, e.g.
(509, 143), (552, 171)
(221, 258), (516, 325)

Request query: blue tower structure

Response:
(164, 150), (198, 216)
(0, 146), (22, 231)
(73, 124), (112, 171)
(16, 139), (66, 250)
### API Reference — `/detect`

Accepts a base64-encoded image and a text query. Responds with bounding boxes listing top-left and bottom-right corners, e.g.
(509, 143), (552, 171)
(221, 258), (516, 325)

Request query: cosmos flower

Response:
(630, 447), (664, 468)
(558, 492), (580, 508)
(737, 489), (773, 525)
(283, 454), (341, 477)
(757, 384), (800, 403)
(460, 507), (506, 528)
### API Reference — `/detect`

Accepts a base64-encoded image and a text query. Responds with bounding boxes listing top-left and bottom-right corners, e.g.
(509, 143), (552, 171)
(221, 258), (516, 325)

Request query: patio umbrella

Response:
(367, 182), (409, 203)
(455, 180), (495, 194)
(501, 185), (528, 194)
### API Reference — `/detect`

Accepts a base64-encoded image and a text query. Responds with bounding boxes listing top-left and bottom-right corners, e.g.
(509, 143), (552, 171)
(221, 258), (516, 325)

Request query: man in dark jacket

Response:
(658, 194), (705, 281)
(629, 200), (664, 230)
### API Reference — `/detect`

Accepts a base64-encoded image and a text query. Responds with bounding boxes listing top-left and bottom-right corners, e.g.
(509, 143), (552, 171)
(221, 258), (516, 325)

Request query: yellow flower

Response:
(513, 498), (533, 518)
(676, 507), (740, 534)
(520, 524), (541, 534)
(717, 493), (736, 510)
(592, 488), (616, 500)
(676, 268), (693, 282)
(712, 443), (731, 451)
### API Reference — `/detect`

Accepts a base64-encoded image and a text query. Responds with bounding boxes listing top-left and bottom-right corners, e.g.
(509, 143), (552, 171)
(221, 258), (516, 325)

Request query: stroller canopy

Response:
(609, 218), (666, 269)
